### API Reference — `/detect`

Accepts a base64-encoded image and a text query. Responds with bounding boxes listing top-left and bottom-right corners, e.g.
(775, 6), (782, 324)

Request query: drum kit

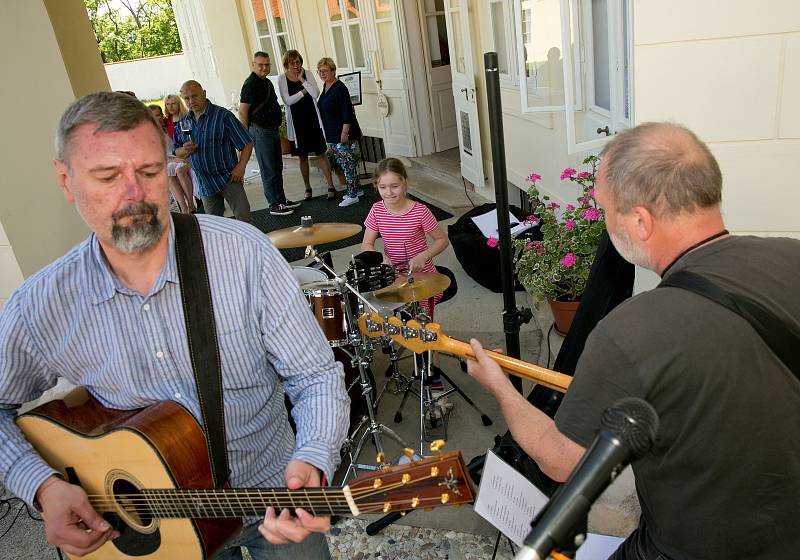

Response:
(269, 218), (469, 481)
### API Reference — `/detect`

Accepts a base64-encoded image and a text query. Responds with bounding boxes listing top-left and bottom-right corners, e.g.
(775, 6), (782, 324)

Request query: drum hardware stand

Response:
(308, 250), (414, 482)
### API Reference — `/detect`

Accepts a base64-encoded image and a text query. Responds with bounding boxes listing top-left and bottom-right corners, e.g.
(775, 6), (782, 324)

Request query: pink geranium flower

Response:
(560, 252), (577, 268)
(526, 241), (535, 250)
(527, 173), (542, 183)
(536, 242), (544, 255)
(524, 215), (539, 225)
(578, 197), (590, 206)
(581, 207), (602, 221)
(547, 202), (560, 209)
(565, 204), (575, 211)
(587, 189), (596, 198)
(576, 171), (592, 179)
(560, 168), (576, 180)
(564, 219), (576, 231)
(487, 236), (499, 248)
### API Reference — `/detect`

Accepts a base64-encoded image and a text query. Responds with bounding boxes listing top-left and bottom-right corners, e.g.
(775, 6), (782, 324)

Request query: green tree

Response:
(85, 0), (182, 63)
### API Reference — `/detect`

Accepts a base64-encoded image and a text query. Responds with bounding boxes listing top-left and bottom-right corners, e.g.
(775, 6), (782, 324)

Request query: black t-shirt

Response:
(555, 236), (800, 560)
(239, 72), (282, 128)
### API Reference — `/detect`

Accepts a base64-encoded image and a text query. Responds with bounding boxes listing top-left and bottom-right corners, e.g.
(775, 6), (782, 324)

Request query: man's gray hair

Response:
(56, 91), (166, 166)
(600, 122), (722, 217)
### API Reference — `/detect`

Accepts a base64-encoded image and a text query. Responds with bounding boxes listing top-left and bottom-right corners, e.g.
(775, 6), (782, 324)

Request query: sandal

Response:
(304, 187), (313, 201)
(327, 187), (337, 200)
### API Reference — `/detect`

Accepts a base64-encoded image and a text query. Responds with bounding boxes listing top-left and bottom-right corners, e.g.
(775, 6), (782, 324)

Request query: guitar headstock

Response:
(347, 451), (474, 514)
(357, 313), (446, 354)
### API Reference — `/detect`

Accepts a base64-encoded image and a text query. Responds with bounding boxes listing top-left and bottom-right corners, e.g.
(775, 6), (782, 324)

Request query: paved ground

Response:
(0, 153), (638, 559)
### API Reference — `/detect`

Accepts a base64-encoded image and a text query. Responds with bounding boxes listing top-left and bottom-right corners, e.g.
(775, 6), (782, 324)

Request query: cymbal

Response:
(373, 272), (451, 303)
(267, 223), (362, 249)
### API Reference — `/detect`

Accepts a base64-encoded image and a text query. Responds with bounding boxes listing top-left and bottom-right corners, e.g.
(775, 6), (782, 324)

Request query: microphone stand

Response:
(485, 52), (532, 392)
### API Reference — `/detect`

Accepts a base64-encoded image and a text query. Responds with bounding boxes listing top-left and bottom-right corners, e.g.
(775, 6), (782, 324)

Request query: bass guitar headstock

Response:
(357, 313), (447, 354)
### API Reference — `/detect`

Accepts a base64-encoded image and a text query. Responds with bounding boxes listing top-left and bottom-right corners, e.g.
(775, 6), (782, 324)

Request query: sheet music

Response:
(473, 450), (625, 558)
(473, 449), (549, 547)
(470, 209), (536, 239)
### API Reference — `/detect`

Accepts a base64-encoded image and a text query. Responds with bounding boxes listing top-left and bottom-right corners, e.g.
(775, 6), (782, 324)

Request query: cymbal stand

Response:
(311, 251), (413, 482)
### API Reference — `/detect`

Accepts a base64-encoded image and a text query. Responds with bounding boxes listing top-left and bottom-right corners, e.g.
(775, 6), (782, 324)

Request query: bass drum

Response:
(333, 347), (376, 434)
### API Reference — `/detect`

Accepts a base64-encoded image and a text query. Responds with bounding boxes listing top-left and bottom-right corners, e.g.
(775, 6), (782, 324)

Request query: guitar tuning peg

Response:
(441, 493), (450, 504)
(429, 439), (446, 452)
(411, 497), (420, 508)
(376, 451), (385, 465)
(403, 448), (415, 458)
(383, 502), (391, 513)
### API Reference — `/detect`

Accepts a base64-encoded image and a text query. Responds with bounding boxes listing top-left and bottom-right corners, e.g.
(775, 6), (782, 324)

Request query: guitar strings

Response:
(81, 475), (450, 515)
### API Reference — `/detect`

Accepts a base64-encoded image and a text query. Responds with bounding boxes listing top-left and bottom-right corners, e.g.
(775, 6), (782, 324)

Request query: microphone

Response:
(514, 397), (659, 560)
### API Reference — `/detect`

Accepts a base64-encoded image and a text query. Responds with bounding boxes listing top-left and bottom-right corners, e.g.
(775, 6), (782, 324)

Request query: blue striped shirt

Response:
(173, 101), (253, 197)
(0, 215), (349, 507)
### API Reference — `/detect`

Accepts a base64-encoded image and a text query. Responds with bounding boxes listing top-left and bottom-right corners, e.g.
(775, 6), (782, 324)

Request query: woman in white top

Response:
(278, 49), (337, 200)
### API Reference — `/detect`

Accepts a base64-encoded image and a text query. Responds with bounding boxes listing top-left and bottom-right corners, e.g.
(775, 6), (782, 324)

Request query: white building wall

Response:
(104, 53), (193, 101)
(0, 221), (24, 312)
(634, 0), (800, 237)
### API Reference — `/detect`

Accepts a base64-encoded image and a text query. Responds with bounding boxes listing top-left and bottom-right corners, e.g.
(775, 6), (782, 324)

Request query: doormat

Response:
(252, 188), (453, 262)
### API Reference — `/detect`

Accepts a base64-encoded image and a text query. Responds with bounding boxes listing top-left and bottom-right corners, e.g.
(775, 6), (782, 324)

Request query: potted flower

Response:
(513, 155), (605, 334)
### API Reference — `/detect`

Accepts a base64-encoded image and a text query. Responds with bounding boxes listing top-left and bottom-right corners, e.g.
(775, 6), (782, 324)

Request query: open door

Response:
(443, 0), (484, 187)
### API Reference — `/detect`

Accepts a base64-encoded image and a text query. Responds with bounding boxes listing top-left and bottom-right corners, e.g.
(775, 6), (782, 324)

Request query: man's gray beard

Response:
(608, 228), (653, 271)
(111, 203), (163, 253)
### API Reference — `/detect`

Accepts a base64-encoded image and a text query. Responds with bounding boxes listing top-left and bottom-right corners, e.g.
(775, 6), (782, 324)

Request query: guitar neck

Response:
(97, 487), (355, 519)
(439, 336), (572, 393)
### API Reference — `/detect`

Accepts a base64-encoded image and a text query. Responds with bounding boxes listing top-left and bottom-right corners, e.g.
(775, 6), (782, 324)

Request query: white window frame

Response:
(245, 0), (294, 76)
(514, 0), (633, 153)
(324, 0), (370, 74)
(489, 0), (517, 86)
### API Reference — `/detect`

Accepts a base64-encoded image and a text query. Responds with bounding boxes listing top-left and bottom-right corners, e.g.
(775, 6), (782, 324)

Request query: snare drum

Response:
(291, 266), (327, 287)
(302, 280), (348, 347)
(346, 263), (396, 293)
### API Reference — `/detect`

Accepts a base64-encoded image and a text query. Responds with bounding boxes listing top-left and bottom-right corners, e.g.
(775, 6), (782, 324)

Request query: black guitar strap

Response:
(660, 270), (799, 380)
(172, 212), (230, 487)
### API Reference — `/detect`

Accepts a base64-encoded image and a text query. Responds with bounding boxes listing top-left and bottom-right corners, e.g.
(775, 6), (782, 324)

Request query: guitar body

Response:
(16, 388), (240, 560)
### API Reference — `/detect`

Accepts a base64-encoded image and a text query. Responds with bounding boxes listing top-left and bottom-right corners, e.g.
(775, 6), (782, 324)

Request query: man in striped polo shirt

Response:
(174, 80), (254, 222)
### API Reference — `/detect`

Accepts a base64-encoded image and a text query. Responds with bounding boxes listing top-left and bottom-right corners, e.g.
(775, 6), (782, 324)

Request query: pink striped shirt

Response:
(364, 201), (439, 272)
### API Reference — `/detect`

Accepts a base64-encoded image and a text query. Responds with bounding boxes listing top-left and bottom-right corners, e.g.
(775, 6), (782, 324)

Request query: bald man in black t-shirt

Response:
(468, 123), (800, 560)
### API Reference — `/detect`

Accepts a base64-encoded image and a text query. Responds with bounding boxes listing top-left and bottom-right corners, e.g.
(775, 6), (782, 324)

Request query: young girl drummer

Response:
(361, 157), (450, 386)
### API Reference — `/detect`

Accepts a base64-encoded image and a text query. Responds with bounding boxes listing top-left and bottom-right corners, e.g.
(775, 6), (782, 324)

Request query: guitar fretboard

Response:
(92, 487), (355, 518)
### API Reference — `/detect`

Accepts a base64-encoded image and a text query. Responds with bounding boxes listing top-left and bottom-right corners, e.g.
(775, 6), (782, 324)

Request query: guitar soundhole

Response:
(105, 478), (162, 556)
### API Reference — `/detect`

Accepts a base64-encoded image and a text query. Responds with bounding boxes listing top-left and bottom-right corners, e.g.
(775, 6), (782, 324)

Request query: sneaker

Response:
(283, 199), (301, 209)
(356, 189), (365, 197)
(338, 195), (360, 208)
(269, 203), (294, 216)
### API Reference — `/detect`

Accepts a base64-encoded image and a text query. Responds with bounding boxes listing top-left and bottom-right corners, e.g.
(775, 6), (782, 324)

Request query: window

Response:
(374, 0), (399, 70)
(489, 0), (515, 83)
(422, 0), (450, 68)
(248, 0), (292, 76)
(325, 0), (367, 72)
(514, 0), (633, 152)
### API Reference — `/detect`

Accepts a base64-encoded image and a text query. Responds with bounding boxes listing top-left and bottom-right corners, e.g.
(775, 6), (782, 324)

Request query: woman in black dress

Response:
(278, 50), (337, 200)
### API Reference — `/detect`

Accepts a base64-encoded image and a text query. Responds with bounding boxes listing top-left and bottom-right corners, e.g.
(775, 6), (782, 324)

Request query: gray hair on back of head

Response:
(56, 91), (166, 167)
(600, 122), (722, 218)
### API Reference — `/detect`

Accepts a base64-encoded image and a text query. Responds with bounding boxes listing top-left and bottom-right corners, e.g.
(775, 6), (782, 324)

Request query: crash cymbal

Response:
(267, 223), (362, 249)
(373, 272), (451, 303)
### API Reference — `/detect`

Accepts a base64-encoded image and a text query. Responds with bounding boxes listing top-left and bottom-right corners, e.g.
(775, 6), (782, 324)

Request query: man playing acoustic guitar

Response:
(0, 92), (349, 559)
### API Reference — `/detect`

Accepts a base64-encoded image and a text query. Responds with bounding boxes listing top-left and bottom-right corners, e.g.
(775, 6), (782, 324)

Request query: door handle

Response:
(597, 126), (611, 136)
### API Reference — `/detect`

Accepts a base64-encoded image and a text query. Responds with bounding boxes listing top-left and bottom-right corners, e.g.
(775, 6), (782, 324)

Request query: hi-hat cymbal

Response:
(267, 223), (362, 249)
(373, 272), (451, 303)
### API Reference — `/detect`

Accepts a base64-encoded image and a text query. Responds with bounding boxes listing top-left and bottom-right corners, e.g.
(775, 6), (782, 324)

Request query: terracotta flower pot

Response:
(548, 299), (580, 336)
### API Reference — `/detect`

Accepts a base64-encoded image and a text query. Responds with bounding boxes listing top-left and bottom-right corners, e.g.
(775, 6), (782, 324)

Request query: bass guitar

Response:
(17, 388), (474, 559)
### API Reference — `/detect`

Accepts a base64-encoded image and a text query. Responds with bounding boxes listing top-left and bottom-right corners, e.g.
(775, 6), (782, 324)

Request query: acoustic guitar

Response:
(357, 313), (572, 393)
(16, 388), (474, 559)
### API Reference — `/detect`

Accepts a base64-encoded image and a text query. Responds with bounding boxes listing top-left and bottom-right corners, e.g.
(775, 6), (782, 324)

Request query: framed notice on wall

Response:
(338, 71), (362, 106)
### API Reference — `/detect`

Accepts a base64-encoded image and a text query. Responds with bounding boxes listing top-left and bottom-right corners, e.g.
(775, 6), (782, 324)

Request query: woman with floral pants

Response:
(316, 56), (364, 207)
